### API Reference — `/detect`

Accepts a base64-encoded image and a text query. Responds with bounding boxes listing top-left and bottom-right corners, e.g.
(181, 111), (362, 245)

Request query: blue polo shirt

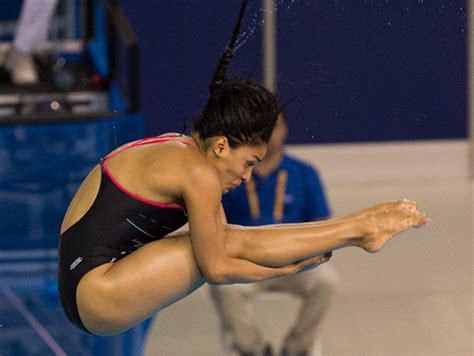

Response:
(222, 154), (330, 226)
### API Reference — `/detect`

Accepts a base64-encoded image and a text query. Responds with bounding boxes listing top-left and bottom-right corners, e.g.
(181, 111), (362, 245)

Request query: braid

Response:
(209, 0), (249, 93)
(193, 0), (279, 148)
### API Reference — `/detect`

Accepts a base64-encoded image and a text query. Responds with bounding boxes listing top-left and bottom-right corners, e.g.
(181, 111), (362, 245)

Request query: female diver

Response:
(58, 0), (428, 335)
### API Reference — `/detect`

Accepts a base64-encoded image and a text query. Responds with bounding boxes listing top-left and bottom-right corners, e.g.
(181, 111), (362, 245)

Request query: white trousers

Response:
(13, 0), (59, 53)
(210, 263), (339, 355)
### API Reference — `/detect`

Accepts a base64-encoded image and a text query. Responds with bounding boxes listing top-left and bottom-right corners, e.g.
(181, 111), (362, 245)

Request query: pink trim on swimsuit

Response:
(102, 133), (196, 210)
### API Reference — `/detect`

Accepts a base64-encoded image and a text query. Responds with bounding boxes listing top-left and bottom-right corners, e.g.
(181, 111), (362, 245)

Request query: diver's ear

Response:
(212, 136), (230, 158)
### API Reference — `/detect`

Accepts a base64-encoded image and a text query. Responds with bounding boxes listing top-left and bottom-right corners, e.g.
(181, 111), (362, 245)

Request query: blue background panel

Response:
(0, 114), (148, 355)
(0, 114), (143, 250)
(120, 0), (467, 143)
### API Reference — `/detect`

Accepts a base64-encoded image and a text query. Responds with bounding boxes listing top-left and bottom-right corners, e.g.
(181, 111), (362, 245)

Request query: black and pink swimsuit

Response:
(58, 133), (194, 333)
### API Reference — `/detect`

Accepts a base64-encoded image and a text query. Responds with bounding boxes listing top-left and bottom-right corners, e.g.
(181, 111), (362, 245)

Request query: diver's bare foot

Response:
(346, 199), (421, 220)
(357, 202), (429, 253)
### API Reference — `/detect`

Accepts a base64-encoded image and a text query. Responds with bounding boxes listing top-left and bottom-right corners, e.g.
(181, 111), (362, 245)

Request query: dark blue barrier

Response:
(0, 113), (143, 250)
(0, 113), (148, 355)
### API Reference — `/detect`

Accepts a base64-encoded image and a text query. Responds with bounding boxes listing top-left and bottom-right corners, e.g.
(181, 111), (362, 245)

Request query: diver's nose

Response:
(241, 167), (253, 183)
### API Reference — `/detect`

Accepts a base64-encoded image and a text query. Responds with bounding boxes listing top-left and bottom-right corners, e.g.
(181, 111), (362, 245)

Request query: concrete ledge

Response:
(286, 139), (470, 185)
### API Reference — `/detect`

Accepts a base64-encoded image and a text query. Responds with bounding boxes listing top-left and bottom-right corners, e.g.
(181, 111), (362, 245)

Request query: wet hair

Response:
(192, 0), (280, 148)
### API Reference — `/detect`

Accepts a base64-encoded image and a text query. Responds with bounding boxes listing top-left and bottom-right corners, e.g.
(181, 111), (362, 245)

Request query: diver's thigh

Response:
(76, 233), (205, 335)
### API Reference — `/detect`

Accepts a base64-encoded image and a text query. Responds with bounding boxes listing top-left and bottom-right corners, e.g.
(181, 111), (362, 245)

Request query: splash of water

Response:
(235, 6), (260, 51)
(234, 0), (302, 52)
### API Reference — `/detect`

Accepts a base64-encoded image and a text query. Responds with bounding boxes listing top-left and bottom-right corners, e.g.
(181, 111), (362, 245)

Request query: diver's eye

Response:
(246, 161), (255, 167)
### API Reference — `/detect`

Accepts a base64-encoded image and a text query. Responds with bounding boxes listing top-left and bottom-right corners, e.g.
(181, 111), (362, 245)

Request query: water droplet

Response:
(112, 126), (118, 148)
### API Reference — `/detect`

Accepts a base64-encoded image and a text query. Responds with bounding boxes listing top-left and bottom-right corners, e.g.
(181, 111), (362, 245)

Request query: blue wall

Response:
(120, 0), (467, 144)
(0, 114), (143, 250)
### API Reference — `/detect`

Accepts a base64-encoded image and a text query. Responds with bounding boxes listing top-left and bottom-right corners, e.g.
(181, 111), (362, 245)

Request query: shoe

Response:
(262, 344), (274, 356)
(280, 348), (308, 356)
(238, 344), (273, 356)
(4, 48), (38, 85)
(0, 42), (11, 67)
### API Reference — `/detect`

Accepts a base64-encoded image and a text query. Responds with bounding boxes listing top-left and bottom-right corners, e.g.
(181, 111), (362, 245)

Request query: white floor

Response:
(144, 140), (473, 356)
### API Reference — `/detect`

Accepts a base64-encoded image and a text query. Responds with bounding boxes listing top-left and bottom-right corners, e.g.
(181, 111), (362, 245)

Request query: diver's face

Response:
(213, 141), (267, 193)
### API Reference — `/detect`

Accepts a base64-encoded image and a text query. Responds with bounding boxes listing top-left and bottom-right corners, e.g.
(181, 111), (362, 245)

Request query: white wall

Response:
(285, 139), (470, 187)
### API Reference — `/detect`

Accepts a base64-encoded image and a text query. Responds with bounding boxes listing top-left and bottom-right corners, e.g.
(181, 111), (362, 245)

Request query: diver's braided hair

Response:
(209, 0), (248, 93)
(193, 0), (279, 148)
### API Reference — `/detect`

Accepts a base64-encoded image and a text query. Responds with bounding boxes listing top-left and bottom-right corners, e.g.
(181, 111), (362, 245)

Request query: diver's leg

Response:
(76, 232), (206, 335)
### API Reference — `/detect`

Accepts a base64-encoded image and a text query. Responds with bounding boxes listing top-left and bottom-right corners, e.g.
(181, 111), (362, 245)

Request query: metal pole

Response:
(66, 0), (75, 38)
(262, 0), (277, 93)
(469, 0), (474, 180)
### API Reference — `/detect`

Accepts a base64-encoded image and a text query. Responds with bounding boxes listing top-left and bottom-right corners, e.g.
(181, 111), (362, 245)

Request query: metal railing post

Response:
(262, 0), (277, 93)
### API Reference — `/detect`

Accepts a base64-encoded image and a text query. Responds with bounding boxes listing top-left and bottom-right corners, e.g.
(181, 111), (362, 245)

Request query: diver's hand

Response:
(292, 251), (333, 274)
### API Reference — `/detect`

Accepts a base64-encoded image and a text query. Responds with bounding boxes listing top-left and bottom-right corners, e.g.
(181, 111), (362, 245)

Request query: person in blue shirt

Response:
(210, 113), (339, 356)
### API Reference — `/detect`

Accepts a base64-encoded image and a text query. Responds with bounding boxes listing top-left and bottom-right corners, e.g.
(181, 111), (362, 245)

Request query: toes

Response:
(412, 211), (429, 227)
(418, 212), (430, 226)
(399, 200), (423, 214)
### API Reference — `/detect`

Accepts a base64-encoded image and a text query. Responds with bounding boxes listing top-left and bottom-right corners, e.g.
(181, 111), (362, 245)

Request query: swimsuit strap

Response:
(101, 133), (194, 210)
(103, 133), (196, 162)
